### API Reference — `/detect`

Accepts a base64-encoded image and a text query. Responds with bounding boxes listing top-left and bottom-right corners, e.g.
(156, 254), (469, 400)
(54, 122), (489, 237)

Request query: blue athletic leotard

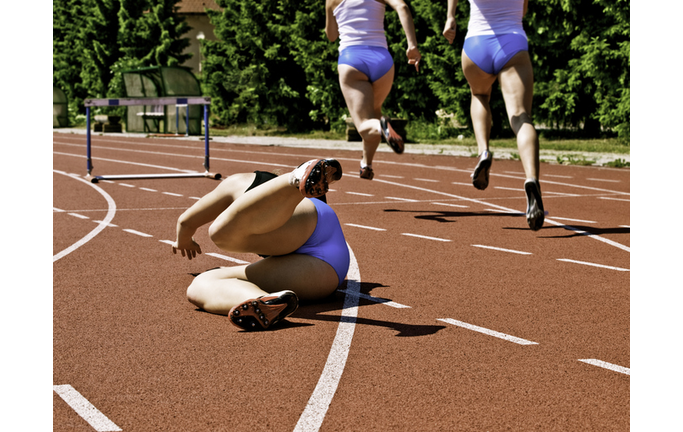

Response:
(293, 198), (350, 287)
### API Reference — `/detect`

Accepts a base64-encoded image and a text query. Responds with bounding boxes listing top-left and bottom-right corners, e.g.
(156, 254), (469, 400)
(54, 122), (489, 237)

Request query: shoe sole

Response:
(472, 154), (492, 190)
(381, 117), (404, 154)
(229, 291), (299, 331)
(525, 180), (545, 231)
(299, 159), (342, 198)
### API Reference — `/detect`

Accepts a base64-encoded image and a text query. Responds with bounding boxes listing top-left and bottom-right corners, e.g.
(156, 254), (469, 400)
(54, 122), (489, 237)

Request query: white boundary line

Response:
(578, 359), (630, 375)
(294, 244), (361, 432)
(472, 244), (532, 255)
(557, 258), (630, 272)
(438, 318), (539, 345)
(53, 171), (117, 263)
(53, 385), (122, 431)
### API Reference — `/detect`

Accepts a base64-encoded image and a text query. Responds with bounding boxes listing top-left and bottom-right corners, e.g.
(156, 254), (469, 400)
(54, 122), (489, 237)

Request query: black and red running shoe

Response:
(293, 159), (342, 198)
(380, 116), (404, 154)
(228, 290), (299, 331)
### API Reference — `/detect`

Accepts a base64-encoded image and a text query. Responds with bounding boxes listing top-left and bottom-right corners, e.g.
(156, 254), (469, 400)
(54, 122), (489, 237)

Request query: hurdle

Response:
(83, 96), (221, 183)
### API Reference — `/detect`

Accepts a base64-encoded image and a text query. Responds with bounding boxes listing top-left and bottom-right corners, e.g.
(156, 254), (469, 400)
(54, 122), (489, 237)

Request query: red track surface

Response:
(53, 132), (630, 431)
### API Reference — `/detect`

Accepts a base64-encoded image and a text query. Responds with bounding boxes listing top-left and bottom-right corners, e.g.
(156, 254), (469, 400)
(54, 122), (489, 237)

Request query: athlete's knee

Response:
(357, 119), (381, 142)
(208, 219), (244, 251)
(186, 277), (208, 308)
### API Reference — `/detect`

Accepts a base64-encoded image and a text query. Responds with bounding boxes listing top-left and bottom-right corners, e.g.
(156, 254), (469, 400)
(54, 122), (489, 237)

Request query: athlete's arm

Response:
(172, 175), (250, 260)
(384, 0), (421, 71)
(523, 0), (528, 16)
(325, 0), (339, 42)
(443, 0), (458, 45)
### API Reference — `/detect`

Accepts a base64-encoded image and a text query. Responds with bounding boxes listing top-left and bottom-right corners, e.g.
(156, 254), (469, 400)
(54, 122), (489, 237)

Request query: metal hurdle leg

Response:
(86, 107), (93, 177)
(84, 96), (221, 183)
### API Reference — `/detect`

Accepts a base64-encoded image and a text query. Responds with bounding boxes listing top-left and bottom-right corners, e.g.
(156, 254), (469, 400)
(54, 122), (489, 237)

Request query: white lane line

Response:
(452, 181), (473, 187)
(159, 239), (174, 246)
(402, 233), (451, 242)
(295, 244), (361, 432)
(54, 207), (65, 212)
(205, 252), (250, 265)
(68, 213), (90, 220)
(386, 196), (418, 202)
(544, 174), (573, 179)
(53, 385), (122, 432)
(119, 183), (135, 188)
(578, 359), (630, 375)
(122, 229), (153, 238)
(432, 202), (469, 208)
(588, 178), (621, 183)
(494, 186), (523, 191)
(549, 216), (597, 224)
(557, 258), (629, 272)
(336, 289), (411, 309)
(415, 178), (439, 183)
(345, 223), (386, 232)
(93, 220), (119, 227)
(346, 191), (374, 197)
(163, 192), (183, 197)
(378, 174), (403, 179)
(438, 318), (538, 345)
(140, 187), (158, 192)
(53, 172), (117, 263)
(598, 196), (630, 202)
(486, 208), (524, 215)
(472, 244), (532, 255)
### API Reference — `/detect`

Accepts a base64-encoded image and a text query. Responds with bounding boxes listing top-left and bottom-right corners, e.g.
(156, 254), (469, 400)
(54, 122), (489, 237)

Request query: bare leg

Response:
(208, 174), (317, 256)
(462, 51), (498, 156)
(338, 64), (394, 169)
(187, 255), (339, 315)
(498, 51), (539, 180)
(498, 51), (544, 230)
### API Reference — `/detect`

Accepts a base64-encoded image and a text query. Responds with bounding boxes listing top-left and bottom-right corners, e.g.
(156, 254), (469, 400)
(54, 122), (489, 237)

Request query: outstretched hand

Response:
(406, 46), (421, 72)
(443, 18), (457, 44)
(172, 238), (202, 260)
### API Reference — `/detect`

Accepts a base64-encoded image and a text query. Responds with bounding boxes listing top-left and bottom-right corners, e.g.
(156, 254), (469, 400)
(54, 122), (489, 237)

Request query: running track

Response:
(53, 132), (630, 431)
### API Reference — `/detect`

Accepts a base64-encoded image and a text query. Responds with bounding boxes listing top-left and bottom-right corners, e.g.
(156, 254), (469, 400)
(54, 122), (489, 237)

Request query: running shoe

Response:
(359, 165), (374, 180)
(380, 116), (404, 154)
(292, 159), (342, 198)
(471, 151), (493, 190)
(228, 290), (299, 331)
(524, 178), (545, 231)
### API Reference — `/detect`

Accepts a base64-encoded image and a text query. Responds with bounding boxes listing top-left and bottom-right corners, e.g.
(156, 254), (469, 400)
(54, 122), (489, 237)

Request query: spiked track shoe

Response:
(228, 290), (299, 331)
(359, 165), (374, 180)
(524, 179), (545, 231)
(294, 159), (342, 198)
(471, 151), (493, 190)
(380, 116), (404, 154)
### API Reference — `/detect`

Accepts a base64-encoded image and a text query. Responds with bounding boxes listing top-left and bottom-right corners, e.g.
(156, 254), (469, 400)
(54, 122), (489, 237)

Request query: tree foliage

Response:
(53, 0), (192, 118)
(54, 0), (629, 140)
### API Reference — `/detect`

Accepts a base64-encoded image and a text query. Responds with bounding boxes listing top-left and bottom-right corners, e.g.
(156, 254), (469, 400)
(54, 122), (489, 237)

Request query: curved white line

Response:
(53, 171), (117, 262)
(294, 244), (360, 432)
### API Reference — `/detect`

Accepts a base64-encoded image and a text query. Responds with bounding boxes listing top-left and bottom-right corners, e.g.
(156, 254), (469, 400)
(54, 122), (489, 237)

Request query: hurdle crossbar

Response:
(84, 96), (221, 183)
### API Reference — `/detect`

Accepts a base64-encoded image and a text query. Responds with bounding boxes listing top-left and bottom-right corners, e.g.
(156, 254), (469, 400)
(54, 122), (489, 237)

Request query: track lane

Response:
(53, 133), (629, 431)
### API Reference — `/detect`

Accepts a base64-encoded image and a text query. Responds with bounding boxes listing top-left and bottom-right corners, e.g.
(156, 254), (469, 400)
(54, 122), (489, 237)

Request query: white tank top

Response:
(334, 0), (388, 51)
(465, 0), (526, 38)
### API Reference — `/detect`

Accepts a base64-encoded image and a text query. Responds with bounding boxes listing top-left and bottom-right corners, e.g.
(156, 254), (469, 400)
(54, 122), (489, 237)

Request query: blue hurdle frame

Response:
(84, 96), (221, 183)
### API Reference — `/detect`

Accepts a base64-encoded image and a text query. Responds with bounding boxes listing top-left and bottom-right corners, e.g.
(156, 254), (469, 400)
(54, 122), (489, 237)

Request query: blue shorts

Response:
(463, 33), (528, 75)
(293, 198), (350, 287)
(338, 45), (394, 82)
